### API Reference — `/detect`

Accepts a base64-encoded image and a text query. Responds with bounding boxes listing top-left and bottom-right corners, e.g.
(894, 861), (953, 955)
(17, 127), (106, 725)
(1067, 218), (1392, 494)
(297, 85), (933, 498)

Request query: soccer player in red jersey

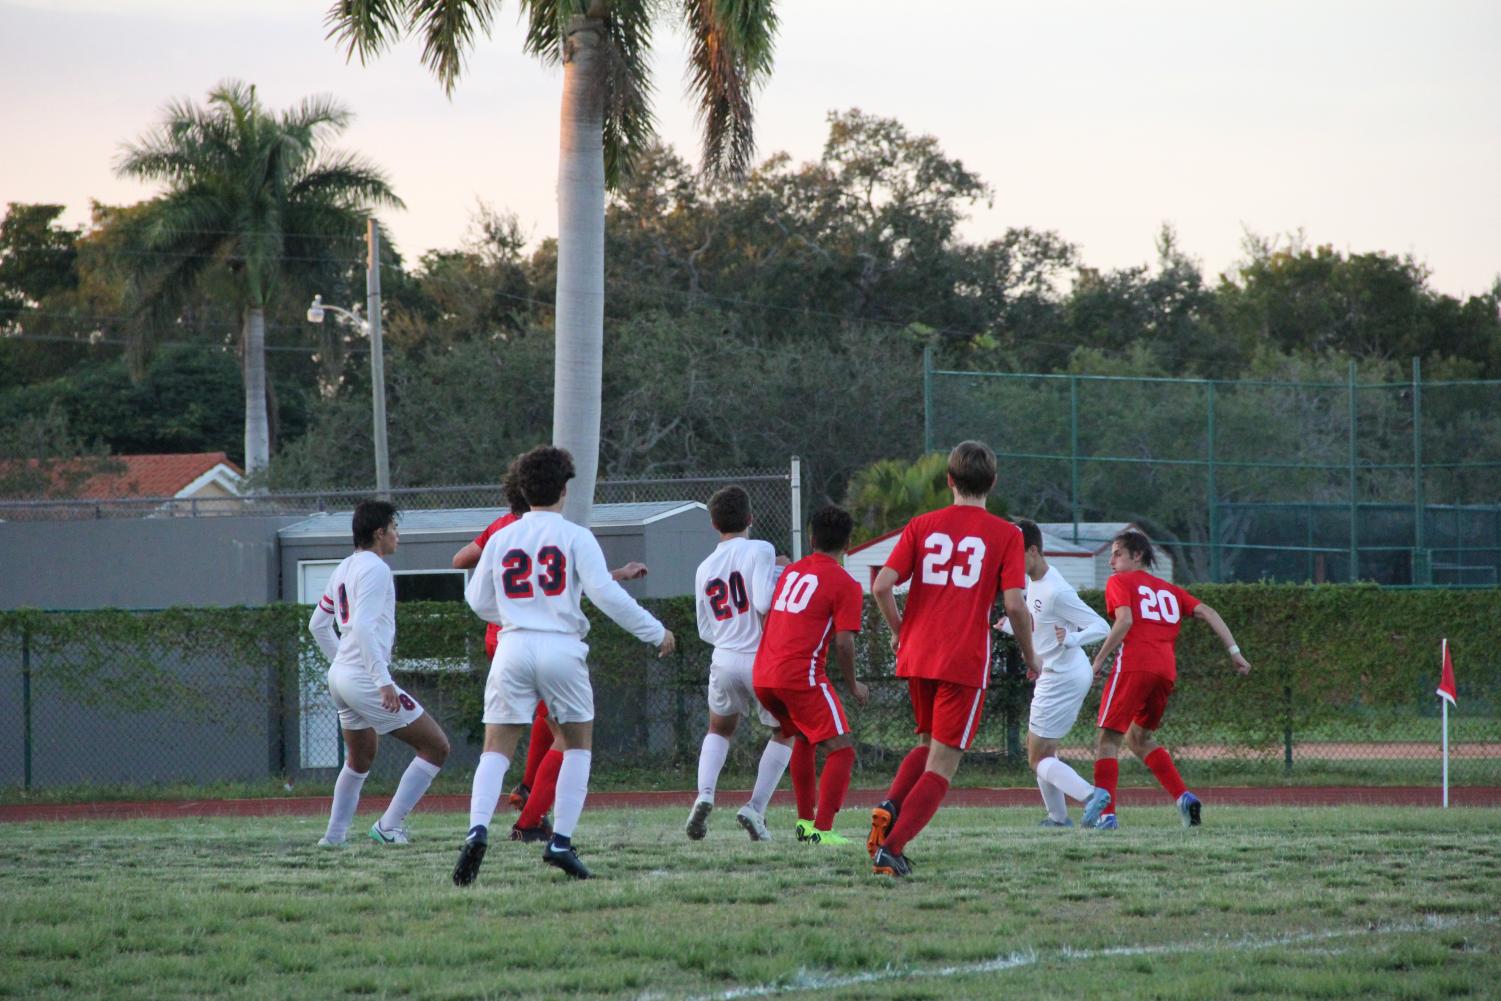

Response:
(1086, 529), (1251, 830)
(451, 467), (645, 842)
(752, 505), (869, 845)
(868, 441), (1039, 877)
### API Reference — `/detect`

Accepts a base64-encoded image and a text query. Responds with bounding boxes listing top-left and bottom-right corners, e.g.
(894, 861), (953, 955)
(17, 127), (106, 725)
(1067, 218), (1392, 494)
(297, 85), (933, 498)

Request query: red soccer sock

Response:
(1143, 747), (1188, 800)
(1093, 758), (1120, 815)
(521, 719), (556, 788)
(883, 771), (949, 856)
(885, 745), (930, 807)
(516, 749), (562, 828)
(790, 738), (817, 820)
(814, 746), (854, 831)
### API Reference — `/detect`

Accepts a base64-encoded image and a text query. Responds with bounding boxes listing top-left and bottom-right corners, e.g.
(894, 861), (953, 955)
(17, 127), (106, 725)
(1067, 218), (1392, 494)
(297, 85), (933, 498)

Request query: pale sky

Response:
(2, 0), (1498, 298)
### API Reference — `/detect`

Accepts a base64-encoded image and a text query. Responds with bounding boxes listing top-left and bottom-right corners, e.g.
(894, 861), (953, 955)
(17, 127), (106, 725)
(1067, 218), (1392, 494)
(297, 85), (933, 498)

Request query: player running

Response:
(452, 446), (674, 884)
(451, 467), (645, 844)
(1086, 529), (1251, 829)
(868, 441), (1039, 877)
(308, 500), (451, 847)
(998, 518), (1111, 828)
(752, 505), (869, 845)
(685, 485), (793, 842)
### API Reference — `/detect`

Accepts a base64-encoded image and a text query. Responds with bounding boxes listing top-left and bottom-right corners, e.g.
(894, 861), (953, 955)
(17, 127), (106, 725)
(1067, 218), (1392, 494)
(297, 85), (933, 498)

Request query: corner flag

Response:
(1437, 639), (1458, 706)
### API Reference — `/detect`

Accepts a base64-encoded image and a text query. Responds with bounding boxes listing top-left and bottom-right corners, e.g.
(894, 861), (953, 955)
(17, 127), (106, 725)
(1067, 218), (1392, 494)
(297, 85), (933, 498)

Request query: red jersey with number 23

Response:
(753, 553), (863, 689)
(1104, 569), (1201, 681)
(883, 506), (1026, 688)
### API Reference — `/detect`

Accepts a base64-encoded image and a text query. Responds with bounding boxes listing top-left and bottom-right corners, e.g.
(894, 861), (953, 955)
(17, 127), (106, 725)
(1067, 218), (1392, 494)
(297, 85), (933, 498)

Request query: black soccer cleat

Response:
(872, 845), (913, 878)
(542, 841), (594, 880)
(509, 822), (552, 843)
(452, 825), (488, 887)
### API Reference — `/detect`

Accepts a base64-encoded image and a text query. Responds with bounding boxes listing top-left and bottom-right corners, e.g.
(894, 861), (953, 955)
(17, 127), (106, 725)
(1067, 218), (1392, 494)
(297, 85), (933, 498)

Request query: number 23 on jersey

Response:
(920, 532), (986, 588)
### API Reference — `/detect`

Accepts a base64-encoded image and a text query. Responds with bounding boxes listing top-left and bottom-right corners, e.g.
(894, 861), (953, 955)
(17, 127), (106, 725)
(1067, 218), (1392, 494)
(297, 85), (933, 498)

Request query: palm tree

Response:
(116, 80), (403, 477)
(846, 453), (1010, 545)
(327, 0), (777, 524)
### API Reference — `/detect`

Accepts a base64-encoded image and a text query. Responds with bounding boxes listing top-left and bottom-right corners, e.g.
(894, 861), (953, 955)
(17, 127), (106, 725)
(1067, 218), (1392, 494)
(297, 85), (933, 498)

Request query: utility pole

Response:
(367, 218), (390, 499)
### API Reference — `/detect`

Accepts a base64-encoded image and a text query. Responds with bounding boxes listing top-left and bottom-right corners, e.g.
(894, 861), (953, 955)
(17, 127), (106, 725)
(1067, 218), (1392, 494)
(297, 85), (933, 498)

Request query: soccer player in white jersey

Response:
(998, 519), (1112, 827)
(685, 485), (793, 842)
(453, 446), (676, 883)
(308, 501), (451, 847)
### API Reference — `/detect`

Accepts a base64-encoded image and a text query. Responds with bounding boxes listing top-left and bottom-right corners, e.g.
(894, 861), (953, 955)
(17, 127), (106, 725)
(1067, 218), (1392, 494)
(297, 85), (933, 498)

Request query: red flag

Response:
(1437, 638), (1458, 707)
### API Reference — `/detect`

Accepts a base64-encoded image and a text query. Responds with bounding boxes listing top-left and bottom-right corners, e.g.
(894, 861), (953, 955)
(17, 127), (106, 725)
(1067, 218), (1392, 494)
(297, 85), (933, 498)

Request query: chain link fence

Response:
(0, 464), (804, 554)
(926, 354), (1501, 585)
(3, 593), (1496, 795)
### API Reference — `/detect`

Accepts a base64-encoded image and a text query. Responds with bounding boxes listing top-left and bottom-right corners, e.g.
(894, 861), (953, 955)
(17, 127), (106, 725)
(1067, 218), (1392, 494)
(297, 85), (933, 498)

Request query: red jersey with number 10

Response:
(752, 553), (863, 689)
(883, 506), (1026, 688)
(1104, 569), (1201, 680)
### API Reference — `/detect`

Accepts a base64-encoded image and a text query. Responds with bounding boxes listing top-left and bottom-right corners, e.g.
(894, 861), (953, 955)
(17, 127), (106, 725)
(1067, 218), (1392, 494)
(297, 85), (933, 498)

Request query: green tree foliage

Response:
(844, 452), (1009, 545)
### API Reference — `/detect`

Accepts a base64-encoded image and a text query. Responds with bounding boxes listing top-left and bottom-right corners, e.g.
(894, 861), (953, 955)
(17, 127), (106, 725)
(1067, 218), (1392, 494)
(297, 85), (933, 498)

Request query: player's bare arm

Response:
(379, 683), (401, 712)
(1091, 606), (1134, 676)
(1002, 586), (1040, 677)
(611, 561), (648, 581)
(871, 566), (902, 653)
(451, 541), (482, 570)
(833, 631), (868, 705)
(657, 629), (677, 658)
(1193, 603), (1251, 675)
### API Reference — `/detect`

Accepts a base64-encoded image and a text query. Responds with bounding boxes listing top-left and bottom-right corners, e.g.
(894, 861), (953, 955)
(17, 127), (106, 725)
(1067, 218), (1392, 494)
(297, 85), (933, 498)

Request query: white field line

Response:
(676, 914), (1493, 1001)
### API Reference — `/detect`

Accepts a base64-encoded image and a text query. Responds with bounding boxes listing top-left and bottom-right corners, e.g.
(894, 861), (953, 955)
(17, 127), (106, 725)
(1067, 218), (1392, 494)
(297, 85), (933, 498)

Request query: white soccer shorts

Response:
(1027, 658), (1093, 739)
(327, 668), (425, 735)
(485, 630), (594, 725)
(705, 650), (779, 727)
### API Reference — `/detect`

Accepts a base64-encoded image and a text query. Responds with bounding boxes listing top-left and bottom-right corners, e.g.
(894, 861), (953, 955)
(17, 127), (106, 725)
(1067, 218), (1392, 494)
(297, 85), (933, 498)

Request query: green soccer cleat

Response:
(794, 819), (817, 842)
(812, 828), (853, 846)
(369, 821), (409, 845)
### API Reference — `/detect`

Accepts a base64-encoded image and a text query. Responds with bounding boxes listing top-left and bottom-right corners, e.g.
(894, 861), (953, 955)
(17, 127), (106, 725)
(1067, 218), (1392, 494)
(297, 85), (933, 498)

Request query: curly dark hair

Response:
(514, 445), (575, 507)
(810, 504), (855, 554)
(502, 459), (531, 516)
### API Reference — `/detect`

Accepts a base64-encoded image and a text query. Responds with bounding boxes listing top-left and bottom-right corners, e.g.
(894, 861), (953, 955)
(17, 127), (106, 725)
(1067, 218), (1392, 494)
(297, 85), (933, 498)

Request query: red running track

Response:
(3, 786), (1499, 823)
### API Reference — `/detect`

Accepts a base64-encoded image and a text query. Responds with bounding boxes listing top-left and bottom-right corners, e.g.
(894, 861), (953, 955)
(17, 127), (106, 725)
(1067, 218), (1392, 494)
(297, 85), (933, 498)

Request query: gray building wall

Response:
(0, 516), (298, 610)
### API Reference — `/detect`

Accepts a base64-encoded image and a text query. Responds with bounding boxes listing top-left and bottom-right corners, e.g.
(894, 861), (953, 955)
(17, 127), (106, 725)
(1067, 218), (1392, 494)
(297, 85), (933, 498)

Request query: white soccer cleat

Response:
(369, 821), (409, 845)
(735, 805), (772, 841)
(317, 836), (346, 847)
(685, 797), (714, 840)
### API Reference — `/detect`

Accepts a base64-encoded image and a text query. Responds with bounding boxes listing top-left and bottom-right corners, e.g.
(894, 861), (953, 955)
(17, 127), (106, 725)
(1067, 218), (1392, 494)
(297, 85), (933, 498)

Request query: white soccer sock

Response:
(379, 756), (441, 832)
(324, 765), (368, 843)
(749, 739), (793, 816)
(552, 749), (592, 840)
(1036, 771), (1069, 823)
(697, 733), (731, 802)
(468, 751), (510, 831)
(1037, 755), (1095, 803)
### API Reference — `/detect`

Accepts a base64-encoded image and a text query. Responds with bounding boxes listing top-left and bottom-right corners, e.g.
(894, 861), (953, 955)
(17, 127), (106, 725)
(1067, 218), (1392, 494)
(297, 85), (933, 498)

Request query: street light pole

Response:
(366, 219), (390, 500)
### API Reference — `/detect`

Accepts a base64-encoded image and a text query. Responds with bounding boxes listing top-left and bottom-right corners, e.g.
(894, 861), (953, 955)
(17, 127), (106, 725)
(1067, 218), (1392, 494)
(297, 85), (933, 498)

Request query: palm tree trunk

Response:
(553, 14), (608, 527)
(242, 306), (271, 479)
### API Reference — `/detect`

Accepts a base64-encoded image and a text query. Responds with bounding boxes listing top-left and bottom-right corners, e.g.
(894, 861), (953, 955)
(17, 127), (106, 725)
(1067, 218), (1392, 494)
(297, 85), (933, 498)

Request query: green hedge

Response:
(2, 584), (1495, 750)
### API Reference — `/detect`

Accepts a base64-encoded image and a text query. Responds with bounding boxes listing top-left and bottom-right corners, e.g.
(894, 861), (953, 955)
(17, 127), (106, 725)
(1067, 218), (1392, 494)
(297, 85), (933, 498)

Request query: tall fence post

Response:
(1412, 356), (1427, 584)
(1348, 361), (1359, 582)
(922, 345), (934, 455)
(1070, 375), (1081, 544)
(1207, 381), (1220, 582)
(1283, 684), (1294, 775)
(789, 455), (803, 561)
(21, 621), (33, 791)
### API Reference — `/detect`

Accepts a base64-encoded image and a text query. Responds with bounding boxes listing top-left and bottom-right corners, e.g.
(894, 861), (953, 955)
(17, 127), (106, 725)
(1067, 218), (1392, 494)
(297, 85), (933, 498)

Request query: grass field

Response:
(3, 805), (1498, 1000)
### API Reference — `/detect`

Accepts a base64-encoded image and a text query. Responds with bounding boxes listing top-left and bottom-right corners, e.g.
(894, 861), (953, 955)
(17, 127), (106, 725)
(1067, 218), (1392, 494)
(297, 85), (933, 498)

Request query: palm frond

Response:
(289, 154), (407, 211)
(409, 0), (503, 96)
(680, 0), (776, 176)
(280, 93), (355, 140)
(602, 0), (657, 188)
(518, 0), (564, 64)
(325, 0), (409, 63)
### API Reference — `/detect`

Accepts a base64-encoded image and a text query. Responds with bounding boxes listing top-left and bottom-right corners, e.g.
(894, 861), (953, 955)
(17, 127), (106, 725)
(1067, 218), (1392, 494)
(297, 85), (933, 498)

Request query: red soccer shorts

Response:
(535, 700), (549, 722)
(1097, 670), (1174, 732)
(755, 683), (850, 744)
(907, 678), (986, 750)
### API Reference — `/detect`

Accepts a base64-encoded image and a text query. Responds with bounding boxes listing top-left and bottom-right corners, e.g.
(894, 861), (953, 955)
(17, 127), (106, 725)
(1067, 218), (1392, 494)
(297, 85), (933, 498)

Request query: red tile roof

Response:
(5, 453), (244, 500)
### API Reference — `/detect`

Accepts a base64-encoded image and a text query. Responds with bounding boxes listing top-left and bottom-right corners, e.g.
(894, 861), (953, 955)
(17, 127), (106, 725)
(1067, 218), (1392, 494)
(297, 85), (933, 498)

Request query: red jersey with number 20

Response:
(883, 506), (1026, 688)
(753, 553), (863, 689)
(1104, 569), (1201, 681)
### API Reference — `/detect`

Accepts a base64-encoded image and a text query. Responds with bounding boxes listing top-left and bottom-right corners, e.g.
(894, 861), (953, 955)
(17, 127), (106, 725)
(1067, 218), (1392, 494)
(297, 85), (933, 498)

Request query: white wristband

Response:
(1227, 644), (1240, 657)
